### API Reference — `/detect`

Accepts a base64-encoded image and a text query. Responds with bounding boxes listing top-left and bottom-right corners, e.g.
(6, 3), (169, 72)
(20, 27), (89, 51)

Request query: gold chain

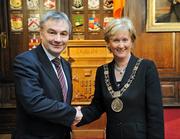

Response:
(103, 58), (143, 98)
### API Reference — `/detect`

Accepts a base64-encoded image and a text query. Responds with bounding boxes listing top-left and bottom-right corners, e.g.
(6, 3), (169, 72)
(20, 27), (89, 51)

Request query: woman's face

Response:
(108, 30), (133, 60)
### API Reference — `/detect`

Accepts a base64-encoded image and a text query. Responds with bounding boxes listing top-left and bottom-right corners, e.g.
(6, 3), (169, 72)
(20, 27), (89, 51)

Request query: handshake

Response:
(73, 106), (83, 126)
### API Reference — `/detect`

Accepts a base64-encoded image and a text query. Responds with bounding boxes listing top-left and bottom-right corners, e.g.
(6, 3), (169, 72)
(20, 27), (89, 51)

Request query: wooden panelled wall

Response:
(0, 0), (180, 138)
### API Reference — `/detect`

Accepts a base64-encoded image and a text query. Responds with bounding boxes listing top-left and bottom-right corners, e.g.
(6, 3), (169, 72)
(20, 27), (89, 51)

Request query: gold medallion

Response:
(111, 98), (123, 112)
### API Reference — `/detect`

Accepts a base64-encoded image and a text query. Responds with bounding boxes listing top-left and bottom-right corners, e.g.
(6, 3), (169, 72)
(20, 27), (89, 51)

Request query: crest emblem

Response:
(88, 17), (100, 31)
(27, 0), (39, 10)
(28, 14), (40, 31)
(88, 0), (100, 9)
(11, 14), (23, 31)
(72, 0), (83, 10)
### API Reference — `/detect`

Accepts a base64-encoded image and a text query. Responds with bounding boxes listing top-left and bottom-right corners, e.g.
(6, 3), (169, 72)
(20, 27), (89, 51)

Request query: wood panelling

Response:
(72, 129), (105, 139)
(65, 36), (180, 105)
(63, 40), (113, 105)
(175, 33), (180, 73)
(161, 81), (180, 106)
(72, 113), (106, 139)
(0, 0), (180, 137)
(0, 108), (16, 134)
(135, 33), (175, 70)
(0, 83), (16, 108)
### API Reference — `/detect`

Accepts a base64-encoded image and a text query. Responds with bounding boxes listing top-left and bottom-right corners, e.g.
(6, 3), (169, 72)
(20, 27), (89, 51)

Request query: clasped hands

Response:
(73, 106), (83, 126)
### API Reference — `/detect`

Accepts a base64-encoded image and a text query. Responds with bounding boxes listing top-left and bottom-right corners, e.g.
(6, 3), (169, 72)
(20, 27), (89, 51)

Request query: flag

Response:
(113, 0), (125, 18)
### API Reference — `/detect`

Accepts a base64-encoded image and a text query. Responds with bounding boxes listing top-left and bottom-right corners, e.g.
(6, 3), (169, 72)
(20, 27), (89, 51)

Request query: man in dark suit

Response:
(156, 0), (180, 22)
(12, 11), (82, 139)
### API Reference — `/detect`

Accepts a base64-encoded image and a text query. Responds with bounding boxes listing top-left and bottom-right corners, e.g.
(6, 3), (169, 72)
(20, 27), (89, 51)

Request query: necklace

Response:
(114, 54), (130, 75)
(103, 58), (143, 112)
(114, 64), (126, 75)
(114, 64), (126, 82)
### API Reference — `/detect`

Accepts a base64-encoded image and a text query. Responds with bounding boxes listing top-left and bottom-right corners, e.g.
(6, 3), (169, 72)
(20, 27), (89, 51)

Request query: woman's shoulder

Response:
(139, 58), (158, 74)
(141, 58), (156, 67)
(97, 61), (113, 70)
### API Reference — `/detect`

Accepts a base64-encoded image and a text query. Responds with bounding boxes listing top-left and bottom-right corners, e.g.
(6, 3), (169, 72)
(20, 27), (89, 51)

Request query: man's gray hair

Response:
(40, 11), (72, 33)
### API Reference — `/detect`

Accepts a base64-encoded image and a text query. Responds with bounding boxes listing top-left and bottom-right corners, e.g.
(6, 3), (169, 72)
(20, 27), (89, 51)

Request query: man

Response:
(12, 11), (82, 139)
(156, 0), (180, 22)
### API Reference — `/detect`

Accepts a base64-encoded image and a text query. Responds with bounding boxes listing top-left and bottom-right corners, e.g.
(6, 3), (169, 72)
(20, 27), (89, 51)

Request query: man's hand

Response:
(72, 106), (83, 126)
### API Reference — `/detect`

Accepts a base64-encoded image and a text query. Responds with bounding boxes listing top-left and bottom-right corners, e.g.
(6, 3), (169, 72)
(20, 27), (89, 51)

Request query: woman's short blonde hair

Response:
(104, 17), (136, 43)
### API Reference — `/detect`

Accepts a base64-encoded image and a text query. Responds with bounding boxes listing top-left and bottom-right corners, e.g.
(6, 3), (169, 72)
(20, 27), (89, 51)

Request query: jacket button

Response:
(118, 122), (123, 126)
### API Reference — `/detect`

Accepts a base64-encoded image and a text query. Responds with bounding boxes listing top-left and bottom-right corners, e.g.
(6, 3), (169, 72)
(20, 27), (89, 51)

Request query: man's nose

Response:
(54, 34), (63, 41)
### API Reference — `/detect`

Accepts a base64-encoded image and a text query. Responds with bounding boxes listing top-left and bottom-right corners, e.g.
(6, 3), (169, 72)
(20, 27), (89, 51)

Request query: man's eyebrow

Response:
(61, 30), (68, 33)
(46, 28), (68, 33)
(47, 28), (56, 31)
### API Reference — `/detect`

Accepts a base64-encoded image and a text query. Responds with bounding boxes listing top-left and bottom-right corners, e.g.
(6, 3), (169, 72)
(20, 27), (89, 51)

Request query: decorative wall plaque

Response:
(27, 0), (39, 10)
(70, 0), (113, 39)
(72, 14), (84, 32)
(10, 14), (23, 31)
(88, 16), (100, 32)
(28, 33), (40, 50)
(103, 0), (113, 9)
(88, 0), (100, 10)
(28, 14), (40, 31)
(103, 17), (114, 29)
(72, 0), (84, 10)
(10, 0), (22, 9)
(43, 0), (56, 10)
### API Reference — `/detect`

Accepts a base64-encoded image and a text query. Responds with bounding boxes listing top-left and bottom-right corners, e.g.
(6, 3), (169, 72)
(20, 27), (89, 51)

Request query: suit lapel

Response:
(35, 45), (62, 97)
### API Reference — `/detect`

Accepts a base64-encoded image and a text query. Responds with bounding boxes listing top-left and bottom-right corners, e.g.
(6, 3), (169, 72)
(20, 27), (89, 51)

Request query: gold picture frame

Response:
(146, 0), (180, 32)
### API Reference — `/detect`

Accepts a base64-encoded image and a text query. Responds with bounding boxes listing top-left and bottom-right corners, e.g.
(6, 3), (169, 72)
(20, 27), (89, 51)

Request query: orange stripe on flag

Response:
(113, 0), (125, 18)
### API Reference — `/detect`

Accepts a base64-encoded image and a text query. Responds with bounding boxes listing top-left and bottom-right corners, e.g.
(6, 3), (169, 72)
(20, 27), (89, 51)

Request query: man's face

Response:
(40, 19), (70, 57)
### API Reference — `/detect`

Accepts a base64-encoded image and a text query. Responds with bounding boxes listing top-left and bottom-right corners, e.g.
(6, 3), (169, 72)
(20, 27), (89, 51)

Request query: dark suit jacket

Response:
(13, 45), (76, 139)
(78, 54), (164, 139)
(156, 3), (180, 22)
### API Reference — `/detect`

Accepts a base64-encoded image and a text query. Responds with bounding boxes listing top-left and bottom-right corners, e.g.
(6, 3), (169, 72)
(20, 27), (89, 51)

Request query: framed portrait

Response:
(146, 0), (180, 32)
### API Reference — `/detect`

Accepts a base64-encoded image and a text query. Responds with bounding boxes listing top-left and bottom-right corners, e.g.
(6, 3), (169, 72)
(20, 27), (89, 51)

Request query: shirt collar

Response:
(42, 44), (61, 61)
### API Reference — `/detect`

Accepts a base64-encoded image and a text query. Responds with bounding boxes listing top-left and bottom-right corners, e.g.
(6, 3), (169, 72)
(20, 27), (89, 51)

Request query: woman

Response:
(77, 17), (164, 139)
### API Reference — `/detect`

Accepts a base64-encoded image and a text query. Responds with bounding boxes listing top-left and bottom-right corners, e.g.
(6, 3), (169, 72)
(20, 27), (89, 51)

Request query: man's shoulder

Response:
(15, 46), (41, 59)
(15, 49), (35, 59)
